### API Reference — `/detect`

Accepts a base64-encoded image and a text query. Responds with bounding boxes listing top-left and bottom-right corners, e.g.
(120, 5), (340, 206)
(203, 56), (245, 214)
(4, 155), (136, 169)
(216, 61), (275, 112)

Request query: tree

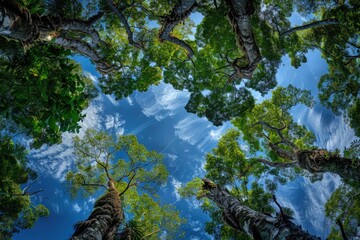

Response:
(199, 178), (319, 240)
(66, 128), (183, 239)
(0, 136), (49, 239)
(233, 85), (360, 181)
(0, 39), (97, 148)
(324, 140), (360, 239)
(180, 177), (318, 239)
(180, 129), (289, 239)
(3, 0), (357, 127)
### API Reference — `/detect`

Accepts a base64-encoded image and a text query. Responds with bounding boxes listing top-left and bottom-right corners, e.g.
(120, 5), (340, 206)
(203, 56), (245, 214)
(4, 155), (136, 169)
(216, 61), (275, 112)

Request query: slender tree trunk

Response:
(296, 149), (360, 181)
(225, 0), (262, 79)
(71, 180), (123, 240)
(280, 18), (339, 36)
(201, 178), (318, 240)
(158, 0), (197, 58)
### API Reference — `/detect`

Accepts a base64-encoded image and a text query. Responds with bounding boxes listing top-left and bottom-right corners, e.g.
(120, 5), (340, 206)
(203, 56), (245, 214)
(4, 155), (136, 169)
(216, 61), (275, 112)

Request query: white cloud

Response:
(135, 82), (189, 121)
(28, 89), (127, 181)
(167, 154), (178, 161)
(88, 197), (96, 204)
(277, 173), (341, 237)
(126, 96), (133, 106)
(171, 177), (182, 202)
(73, 203), (82, 213)
(302, 108), (357, 151)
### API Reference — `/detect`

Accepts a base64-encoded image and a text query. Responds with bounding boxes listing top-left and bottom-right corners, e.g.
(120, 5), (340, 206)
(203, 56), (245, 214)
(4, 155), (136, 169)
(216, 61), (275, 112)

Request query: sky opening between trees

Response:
(0, 0), (359, 239)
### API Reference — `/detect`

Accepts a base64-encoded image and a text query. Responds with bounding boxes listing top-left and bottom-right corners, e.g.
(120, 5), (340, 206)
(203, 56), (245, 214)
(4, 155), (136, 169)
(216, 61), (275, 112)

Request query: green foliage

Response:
(0, 41), (97, 148)
(233, 85), (316, 153)
(0, 136), (49, 239)
(180, 129), (274, 238)
(325, 184), (360, 240)
(66, 128), (184, 238)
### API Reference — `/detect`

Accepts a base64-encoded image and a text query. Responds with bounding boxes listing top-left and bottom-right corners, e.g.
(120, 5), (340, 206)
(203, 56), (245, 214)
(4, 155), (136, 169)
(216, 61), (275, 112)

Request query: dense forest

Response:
(0, 0), (359, 239)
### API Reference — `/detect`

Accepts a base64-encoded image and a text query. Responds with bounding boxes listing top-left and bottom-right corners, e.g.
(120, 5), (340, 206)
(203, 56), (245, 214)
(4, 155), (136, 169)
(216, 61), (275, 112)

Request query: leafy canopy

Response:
(66, 128), (184, 239)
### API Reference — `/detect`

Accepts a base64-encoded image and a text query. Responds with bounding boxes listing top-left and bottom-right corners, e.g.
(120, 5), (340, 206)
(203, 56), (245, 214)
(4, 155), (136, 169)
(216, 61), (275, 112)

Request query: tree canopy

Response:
(66, 128), (184, 239)
(1, 0), (359, 239)
(0, 136), (49, 239)
(1, 0), (358, 127)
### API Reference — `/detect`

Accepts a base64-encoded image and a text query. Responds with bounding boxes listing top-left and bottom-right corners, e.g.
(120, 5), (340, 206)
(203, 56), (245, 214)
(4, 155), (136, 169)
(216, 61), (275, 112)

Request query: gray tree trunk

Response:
(202, 178), (319, 240)
(225, 0), (262, 79)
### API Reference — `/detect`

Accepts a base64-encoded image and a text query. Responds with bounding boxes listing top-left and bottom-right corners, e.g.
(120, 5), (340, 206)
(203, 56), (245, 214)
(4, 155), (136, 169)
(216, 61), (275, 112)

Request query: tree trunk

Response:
(71, 180), (123, 240)
(158, 0), (197, 58)
(0, 1), (112, 73)
(224, 0), (262, 79)
(296, 149), (360, 181)
(0, 0), (42, 42)
(201, 178), (318, 240)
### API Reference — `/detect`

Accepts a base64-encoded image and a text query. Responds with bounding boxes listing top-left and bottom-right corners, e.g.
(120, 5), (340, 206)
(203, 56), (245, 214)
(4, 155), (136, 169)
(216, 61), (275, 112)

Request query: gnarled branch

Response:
(158, 0), (197, 58)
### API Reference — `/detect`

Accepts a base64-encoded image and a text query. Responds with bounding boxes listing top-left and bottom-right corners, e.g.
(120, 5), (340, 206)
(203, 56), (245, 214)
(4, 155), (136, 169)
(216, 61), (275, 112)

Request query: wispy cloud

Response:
(28, 74), (126, 181)
(135, 82), (189, 121)
(171, 177), (182, 202)
(72, 203), (82, 213)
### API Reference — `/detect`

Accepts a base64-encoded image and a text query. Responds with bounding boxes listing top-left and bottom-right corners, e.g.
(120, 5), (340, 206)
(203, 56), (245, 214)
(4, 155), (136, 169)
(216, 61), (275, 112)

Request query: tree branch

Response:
(61, 12), (107, 46)
(256, 158), (299, 168)
(54, 36), (115, 74)
(119, 173), (136, 196)
(106, 0), (143, 49)
(253, 121), (298, 150)
(280, 18), (339, 36)
(268, 142), (296, 161)
(336, 219), (349, 240)
(158, 0), (197, 58)
(80, 175), (108, 190)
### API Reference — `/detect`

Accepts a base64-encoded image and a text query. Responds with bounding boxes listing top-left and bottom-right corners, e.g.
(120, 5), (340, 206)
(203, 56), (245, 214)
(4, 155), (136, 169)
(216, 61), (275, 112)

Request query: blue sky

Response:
(14, 13), (358, 240)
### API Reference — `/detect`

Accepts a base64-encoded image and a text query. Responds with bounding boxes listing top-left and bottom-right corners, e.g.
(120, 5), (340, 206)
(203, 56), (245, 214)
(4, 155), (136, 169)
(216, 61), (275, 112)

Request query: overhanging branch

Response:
(158, 0), (197, 58)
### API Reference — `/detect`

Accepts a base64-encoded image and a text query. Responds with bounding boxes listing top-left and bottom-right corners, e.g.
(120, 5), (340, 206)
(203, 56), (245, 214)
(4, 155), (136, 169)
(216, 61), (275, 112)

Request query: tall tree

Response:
(200, 178), (319, 240)
(66, 128), (183, 239)
(0, 136), (49, 239)
(180, 129), (290, 239)
(233, 85), (360, 181)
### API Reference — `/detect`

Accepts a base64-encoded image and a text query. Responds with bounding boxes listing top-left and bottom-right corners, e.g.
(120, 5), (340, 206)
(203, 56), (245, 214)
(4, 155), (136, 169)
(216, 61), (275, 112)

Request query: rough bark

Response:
(71, 180), (123, 240)
(0, 1), (112, 74)
(225, 0), (262, 79)
(158, 0), (197, 58)
(296, 149), (360, 181)
(280, 18), (339, 36)
(0, 0), (41, 43)
(268, 141), (360, 181)
(201, 178), (318, 240)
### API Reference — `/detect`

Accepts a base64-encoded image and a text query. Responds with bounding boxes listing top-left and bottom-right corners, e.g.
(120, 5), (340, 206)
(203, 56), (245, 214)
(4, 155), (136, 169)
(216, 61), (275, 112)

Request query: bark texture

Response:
(296, 149), (360, 181)
(158, 0), (197, 58)
(202, 178), (318, 240)
(225, 0), (262, 79)
(71, 180), (123, 240)
(268, 142), (360, 181)
(0, 1), (112, 74)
